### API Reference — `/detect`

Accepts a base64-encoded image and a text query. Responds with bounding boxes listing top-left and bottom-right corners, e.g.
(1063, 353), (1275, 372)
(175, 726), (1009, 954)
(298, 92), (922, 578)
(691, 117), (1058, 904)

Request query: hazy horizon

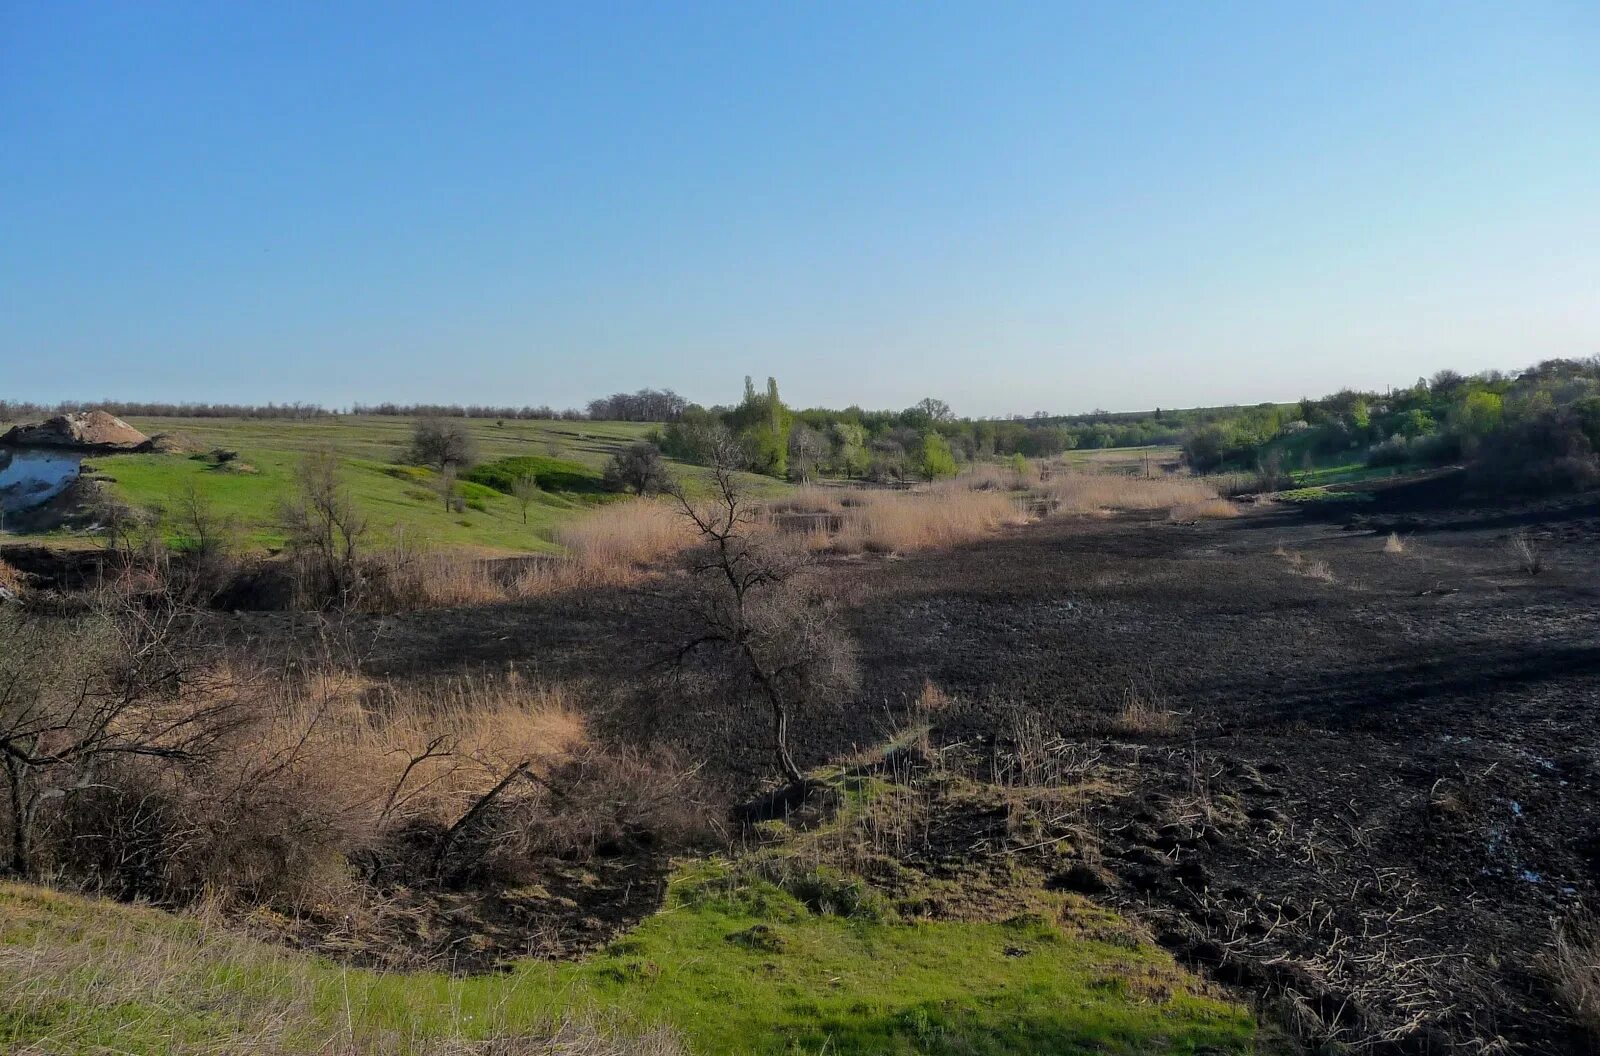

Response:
(5, 3), (1597, 416)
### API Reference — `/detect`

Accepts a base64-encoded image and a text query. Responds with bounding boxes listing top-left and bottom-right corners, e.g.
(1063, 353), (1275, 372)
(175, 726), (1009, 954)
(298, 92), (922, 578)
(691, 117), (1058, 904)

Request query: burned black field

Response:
(353, 481), (1600, 1053)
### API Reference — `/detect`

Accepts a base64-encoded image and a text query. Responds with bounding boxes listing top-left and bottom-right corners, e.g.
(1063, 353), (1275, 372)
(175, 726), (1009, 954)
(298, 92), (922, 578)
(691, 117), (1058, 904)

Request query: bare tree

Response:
(282, 448), (369, 608)
(168, 482), (237, 604)
(787, 423), (828, 483)
(663, 434), (856, 783)
(511, 472), (540, 524)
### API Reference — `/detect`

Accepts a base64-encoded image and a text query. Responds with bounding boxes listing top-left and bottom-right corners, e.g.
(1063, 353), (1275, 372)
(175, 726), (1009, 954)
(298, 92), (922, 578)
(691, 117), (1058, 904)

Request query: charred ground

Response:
(346, 478), (1600, 1053)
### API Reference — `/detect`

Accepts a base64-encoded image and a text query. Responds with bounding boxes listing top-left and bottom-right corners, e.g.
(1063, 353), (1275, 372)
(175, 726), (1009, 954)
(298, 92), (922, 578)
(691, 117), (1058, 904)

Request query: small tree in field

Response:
(664, 434), (857, 783)
(406, 417), (479, 470)
(605, 442), (672, 496)
(511, 473), (540, 524)
(282, 448), (369, 608)
(437, 463), (458, 512)
(919, 432), (958, 479)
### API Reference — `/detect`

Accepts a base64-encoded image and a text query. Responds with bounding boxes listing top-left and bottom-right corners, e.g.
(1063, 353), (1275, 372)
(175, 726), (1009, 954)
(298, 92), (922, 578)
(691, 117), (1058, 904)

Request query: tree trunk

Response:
(771, 699), (803, 785)
(3, 755), (31, 879)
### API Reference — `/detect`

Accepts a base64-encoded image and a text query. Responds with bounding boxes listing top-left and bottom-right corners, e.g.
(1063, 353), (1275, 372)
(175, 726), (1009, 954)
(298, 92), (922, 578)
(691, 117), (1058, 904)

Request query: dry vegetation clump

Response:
(766, 485), (850, 516)
(914, 679), (953, 714)
(1384, 531), (1407, 554)
(1042, 471), (1220, 516)
(555, 497), (695, 570)
(960, 460), (1037, 491)
(3, 601), (711, 917)
(0, 558), (25, 598)
(1508, 530), (1545, 576)
(1106, 686), (1178, 736)
(826, 485), (1028, 555)
(1167, 498), (1240, 522)
(1275, 546), (1336, 583)
(0, 891), (688, 1055)
(1544, 915), (1600, 1044)
(352, 500), (702, 611)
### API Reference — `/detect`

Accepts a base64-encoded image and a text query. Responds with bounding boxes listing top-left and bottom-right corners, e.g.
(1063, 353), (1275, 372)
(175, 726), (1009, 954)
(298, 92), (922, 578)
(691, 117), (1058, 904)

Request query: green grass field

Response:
(55, 416), (776, 554)
(0, 864), (1259, 1056)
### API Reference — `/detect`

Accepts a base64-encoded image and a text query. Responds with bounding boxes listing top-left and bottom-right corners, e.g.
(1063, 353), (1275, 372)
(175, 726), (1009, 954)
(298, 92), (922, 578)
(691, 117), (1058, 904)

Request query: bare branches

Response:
(0, 596), (239, 877)
(661, 436), (857, 784)
(281, 447), (370, 608)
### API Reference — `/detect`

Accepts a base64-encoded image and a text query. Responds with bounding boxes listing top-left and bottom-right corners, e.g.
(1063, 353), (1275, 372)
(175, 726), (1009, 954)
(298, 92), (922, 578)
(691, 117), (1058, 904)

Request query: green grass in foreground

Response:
(0, 863), (1257, 1056)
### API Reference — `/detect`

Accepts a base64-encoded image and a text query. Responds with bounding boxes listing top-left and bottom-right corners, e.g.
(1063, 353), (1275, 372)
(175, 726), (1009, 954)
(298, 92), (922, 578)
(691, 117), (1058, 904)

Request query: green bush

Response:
(464, 456), (604, 495)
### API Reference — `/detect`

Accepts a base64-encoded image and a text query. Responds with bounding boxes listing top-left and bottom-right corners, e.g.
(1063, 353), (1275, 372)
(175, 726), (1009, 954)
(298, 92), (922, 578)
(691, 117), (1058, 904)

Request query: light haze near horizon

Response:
(3, 2), (1597, 417)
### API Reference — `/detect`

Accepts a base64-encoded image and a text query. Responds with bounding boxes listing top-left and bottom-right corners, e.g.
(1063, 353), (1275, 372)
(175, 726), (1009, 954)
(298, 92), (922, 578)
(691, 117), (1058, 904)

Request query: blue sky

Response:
(3, 2), (1597, 416)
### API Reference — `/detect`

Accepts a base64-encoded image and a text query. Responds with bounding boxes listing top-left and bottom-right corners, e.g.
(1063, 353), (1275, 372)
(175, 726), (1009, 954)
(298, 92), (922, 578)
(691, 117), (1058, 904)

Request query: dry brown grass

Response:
(360, 500), (700, 610)
(1043, 471), (1220, 516)
(23, 641), (709, 913)
(1384, 532), (1406, 554)
(1167, 498), (1240, 522)
(914, 679), (953, 714)
(1106, 686), (1177, 736)
(1545, 915), (1600, 1043)
(960, 461), (1036, 491)
(87, 667), (594, 905)
(556, 498), (695, 570)
(1277, 548), (1336, 583)
(0, 558), (24, 596)
(826, 485), (1029, 555)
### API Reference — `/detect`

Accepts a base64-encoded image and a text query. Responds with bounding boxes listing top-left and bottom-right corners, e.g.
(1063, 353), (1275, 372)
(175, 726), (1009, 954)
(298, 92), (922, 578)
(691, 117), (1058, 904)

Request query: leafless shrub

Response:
(1508, 530), (1544, 575)
(1384, 532), (1406, 554)
(0, 598), (239, 880)
(166, 482), (241, 604)
(282, 448), (370, 609)
(447, 743), (715, 882)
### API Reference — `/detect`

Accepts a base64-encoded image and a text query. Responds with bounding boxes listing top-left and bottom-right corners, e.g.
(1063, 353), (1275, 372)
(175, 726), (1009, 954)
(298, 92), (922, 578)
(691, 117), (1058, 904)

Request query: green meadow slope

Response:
(66, 416), (775, 553)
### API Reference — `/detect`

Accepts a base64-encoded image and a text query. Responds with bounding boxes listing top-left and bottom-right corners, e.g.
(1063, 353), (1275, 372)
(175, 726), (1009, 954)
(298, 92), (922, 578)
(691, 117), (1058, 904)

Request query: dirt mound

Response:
(1, 411), (149, 451)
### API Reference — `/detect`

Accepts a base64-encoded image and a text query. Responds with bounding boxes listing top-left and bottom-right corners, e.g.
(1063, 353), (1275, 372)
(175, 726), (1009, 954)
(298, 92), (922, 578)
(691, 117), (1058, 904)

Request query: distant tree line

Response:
(585, 389), (690, 422)
(0, 400), (333, 422)
(649, 378), (1183, 483)
(350, 402), (586, 420)
(1181, 357), (1600, 493)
